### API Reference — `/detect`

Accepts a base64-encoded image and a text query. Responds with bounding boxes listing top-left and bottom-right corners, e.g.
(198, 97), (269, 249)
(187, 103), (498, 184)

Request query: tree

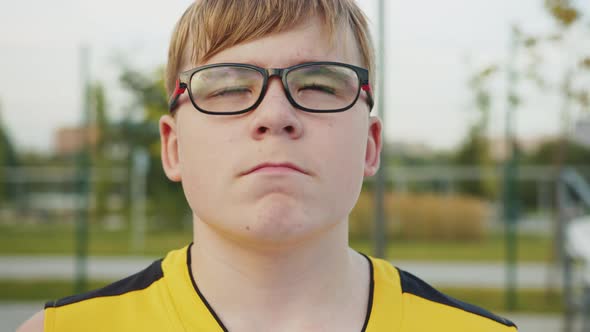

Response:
(119, 67), (190, 230)
(0, 100), (19, 204)
(520, 138), (590, 209)
(89, 82), (111, 224)
(525, 1), (590, 164)
(454, 65), (498, 199)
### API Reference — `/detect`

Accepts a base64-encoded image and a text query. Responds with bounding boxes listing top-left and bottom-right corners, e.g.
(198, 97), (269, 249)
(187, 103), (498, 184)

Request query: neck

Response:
(190, 215), (370, 331)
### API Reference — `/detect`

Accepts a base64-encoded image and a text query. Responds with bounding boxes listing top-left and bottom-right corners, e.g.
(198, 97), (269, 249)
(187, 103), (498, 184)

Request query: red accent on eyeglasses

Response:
(361, 83), (374, 110)
(174, 79), (186, 96)
(169, 79), (187, 112)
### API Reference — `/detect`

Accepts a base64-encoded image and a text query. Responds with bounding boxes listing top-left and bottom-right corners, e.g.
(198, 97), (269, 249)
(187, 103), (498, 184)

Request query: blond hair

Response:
(165, 0), (374, 99)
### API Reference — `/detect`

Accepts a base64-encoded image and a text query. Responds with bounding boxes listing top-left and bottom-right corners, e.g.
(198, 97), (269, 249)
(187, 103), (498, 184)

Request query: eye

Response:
(298, 84), (336, 95)
(208, 86), (252, 98)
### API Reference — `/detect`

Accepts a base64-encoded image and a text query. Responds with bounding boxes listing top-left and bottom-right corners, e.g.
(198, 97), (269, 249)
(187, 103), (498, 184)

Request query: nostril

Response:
(257, 127), (268, 134)
(285, 125), (294, 134)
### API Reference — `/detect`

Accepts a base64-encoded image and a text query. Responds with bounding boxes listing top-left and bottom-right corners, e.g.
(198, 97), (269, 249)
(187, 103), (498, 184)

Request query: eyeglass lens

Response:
(189, 64), (360, 113)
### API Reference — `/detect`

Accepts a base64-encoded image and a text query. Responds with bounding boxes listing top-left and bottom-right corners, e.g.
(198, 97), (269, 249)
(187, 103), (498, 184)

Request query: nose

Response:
(249, 78), (304, 140)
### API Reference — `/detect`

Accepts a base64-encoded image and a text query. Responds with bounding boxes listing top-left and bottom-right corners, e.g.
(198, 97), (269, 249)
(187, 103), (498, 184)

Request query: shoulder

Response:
(16, 310), (44, 332)
(45, 258), (164, 309)
(396, 268), (517, 331)
(39, 247), (190, 331)
(43, 258), (168, 331)
(365, 256), (517, 331)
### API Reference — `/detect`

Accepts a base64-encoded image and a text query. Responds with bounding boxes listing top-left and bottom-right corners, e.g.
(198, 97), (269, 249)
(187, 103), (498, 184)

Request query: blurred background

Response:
(1, 0), (590, 331)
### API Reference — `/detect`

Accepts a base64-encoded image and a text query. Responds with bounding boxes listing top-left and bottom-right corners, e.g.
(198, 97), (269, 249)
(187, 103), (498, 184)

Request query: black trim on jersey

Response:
(186, 244), (375, 332)
(397, 268), (517, 328)
(45, 258), (164, 308)
(187, 243), (230, 332)
(358, 252), (375, 332)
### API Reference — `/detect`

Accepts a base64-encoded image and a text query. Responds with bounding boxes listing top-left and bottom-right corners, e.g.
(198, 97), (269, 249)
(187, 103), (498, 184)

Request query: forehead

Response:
(184, 16), (361, 70)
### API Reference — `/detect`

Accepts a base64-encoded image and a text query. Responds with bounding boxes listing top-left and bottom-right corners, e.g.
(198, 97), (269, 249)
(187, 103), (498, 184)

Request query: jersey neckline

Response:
(183, 243), (376, 332)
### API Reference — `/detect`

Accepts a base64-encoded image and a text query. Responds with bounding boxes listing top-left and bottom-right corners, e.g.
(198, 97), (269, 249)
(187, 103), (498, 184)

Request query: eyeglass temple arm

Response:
(361, 83), (374, 111)
(168, 79), (187, 112)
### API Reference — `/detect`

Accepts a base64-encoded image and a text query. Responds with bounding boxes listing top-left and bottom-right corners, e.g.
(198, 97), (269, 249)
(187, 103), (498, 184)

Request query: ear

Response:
(159, 115), (182, 182)
(363, 116), (382, 177)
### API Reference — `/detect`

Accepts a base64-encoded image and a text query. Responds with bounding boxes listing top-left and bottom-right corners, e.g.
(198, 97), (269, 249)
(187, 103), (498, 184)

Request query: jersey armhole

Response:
(43, 306), (55, 332)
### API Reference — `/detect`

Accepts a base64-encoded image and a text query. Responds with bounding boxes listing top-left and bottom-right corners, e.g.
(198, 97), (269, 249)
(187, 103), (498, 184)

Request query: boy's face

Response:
(160, 16), (382, 246)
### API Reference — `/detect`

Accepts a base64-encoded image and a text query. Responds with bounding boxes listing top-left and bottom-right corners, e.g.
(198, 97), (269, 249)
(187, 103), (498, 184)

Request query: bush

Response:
(350, 191), (488, 242)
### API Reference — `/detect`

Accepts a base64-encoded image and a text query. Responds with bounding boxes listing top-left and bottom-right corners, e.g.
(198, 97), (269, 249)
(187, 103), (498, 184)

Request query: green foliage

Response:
(119, 68), (168, 123)
(453, 127), (495, 198)
(0, 100), (19, 203)
(524, 139), (590, 166)
(519, 138), (590, 209)
(89, 83), (111, 223)
(534, 1), (590, 134)
(119, 67), (190, 229)
(459, 1), (590, 208)
(544, 0), (580, 26)
(453, 66), (498, 199)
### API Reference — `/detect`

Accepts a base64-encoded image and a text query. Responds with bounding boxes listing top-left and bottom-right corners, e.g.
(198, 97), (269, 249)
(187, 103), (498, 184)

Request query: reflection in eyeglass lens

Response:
(287, 65), (359, 110)
(191, 67), (263, 112)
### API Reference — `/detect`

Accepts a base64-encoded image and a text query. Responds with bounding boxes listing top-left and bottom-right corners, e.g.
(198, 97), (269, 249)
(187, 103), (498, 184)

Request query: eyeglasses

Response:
(169, 61), (374, 115)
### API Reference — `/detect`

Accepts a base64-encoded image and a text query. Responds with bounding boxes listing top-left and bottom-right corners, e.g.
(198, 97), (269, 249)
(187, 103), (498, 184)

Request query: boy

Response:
(19, 0), (517, 331)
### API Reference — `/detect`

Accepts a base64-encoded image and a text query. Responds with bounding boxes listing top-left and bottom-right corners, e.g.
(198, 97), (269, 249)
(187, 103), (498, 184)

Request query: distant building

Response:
(54, 126), (100, 156)
(384, 141), (437, 157)
(488, 135), (554, 161)
(573, 117), (590, 148)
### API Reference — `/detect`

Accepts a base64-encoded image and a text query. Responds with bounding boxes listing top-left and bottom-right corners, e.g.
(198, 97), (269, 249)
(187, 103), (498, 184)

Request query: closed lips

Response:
(241, 163), (308, 176)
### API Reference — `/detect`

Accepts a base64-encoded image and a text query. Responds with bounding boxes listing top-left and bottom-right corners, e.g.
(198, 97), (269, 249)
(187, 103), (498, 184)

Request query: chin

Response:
(235, 199), (331, 247)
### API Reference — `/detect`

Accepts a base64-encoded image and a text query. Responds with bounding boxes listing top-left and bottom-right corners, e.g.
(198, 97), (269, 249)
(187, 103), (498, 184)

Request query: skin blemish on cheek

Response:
(246, 226), (251, 231)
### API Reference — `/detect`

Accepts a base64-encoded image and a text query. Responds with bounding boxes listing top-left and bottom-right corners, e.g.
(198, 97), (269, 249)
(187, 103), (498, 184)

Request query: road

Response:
(0, 256), (560, 288)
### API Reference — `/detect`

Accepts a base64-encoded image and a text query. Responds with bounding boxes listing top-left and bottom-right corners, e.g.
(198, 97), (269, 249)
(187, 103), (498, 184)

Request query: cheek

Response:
(176, 122), (236, 213)
(313, 116), (368, 211)
(324, 115), (367, 176)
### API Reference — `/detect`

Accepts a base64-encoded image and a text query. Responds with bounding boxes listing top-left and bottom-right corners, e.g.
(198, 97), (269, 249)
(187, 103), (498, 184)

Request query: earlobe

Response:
(364, 116), (382, 177)
(159, 115), (182, 182)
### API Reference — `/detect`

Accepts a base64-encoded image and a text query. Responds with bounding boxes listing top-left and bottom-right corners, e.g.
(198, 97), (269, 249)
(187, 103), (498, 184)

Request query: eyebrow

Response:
(240, 57), (339, 69)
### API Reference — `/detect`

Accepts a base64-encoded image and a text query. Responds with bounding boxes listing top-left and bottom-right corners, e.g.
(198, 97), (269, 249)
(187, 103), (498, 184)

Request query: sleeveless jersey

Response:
(44, 244), (517, 331)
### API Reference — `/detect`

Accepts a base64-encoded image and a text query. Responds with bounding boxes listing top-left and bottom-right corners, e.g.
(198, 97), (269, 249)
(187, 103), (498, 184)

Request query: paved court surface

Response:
(0, 256), (560, 288)
(0, 302), (571, 332)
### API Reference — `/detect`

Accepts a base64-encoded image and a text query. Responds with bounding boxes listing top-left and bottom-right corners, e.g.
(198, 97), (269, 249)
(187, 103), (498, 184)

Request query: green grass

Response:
(0, 280), (112, 302)
(0, 223), (553, 262)
(440, 287), (564, 314)
(0, 279), (563, 314)
(0, 223), (192, 257)
(351, 234), (553, 262)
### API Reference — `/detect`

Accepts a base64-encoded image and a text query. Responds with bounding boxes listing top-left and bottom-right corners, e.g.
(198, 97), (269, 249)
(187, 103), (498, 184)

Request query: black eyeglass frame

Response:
(168, 61), (374, 115)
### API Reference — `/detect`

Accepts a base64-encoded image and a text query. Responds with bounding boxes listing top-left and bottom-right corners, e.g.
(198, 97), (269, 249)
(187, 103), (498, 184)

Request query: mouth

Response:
(240, 162), (309, 176)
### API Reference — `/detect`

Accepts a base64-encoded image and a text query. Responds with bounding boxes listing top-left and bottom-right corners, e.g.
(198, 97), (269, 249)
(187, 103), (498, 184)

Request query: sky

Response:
(0, 0), (587, 153)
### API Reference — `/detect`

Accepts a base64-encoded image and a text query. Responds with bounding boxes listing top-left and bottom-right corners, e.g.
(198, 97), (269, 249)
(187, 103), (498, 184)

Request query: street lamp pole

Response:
(75, 45), (90, 294)
(503, 25), (520, 312)
(374, 0), (387, 258)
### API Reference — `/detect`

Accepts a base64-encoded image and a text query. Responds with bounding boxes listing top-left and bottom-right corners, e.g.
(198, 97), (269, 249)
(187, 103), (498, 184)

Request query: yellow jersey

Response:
(44, 245), (517, 331)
